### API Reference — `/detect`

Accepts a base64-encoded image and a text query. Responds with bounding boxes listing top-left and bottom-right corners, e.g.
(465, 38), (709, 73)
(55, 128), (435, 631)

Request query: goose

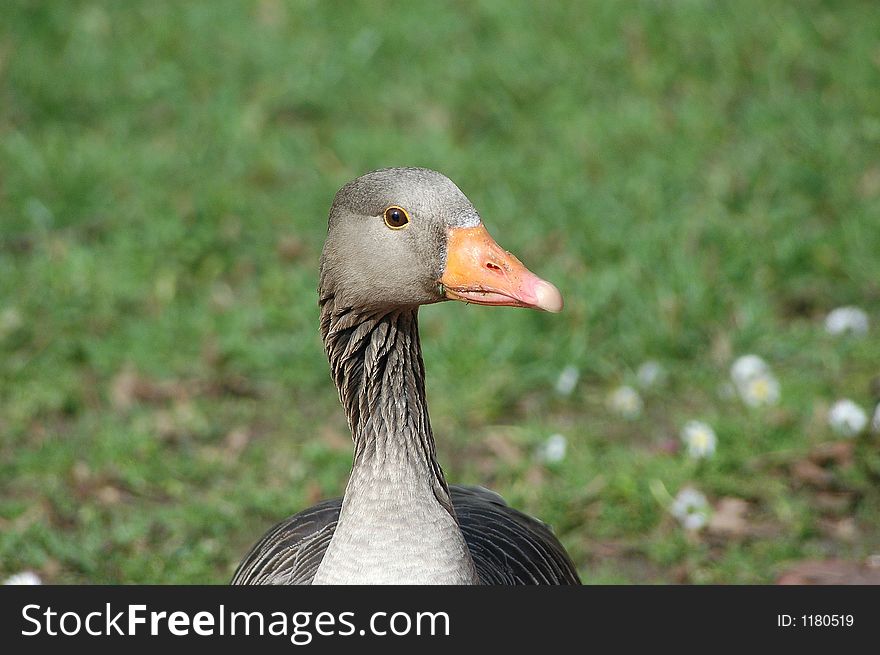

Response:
(232, 167), (580, 585)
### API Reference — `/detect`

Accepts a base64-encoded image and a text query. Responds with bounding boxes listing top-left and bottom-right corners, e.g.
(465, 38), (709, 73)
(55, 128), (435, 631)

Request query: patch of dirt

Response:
(777, 559), (880, 585)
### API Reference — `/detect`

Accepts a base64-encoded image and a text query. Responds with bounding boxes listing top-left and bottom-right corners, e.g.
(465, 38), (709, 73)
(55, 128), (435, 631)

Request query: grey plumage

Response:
(232, 168), (580, 585)
(232, 486), (579, 585)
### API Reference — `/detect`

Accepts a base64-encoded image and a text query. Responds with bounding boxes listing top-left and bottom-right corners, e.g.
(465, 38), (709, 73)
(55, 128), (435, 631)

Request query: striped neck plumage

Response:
(318, 294), (453, 515)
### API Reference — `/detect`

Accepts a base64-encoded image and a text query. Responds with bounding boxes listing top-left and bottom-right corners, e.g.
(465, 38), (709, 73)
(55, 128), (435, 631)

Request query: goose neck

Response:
(320, 300), (451, 510)
(313, 297), (479, 584)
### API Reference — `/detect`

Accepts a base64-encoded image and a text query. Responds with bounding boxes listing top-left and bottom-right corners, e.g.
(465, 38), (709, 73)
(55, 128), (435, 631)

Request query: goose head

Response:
(320, 167), (563, 314)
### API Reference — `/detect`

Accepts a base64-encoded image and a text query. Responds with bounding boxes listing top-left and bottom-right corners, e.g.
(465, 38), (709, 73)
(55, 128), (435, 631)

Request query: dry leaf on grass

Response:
(813, 491), (856, 513)
(777, 560), (880, 585)
(305, 481), (324, 506)
(483, 432), (524, 465)
(652, 437), (680, 455)
(224, 427), (252, 455)
(319, 425), (350, 452)
(524, 464), (547, 488)
(96, 485), (124, 506)
(708, 497), (750, 537)
(110, 366), (188, 410)
(808, 441), (855, 467)
(790, 459), (834, 488)
(817, 517), (859, 542)
(277, 234), (306, 262)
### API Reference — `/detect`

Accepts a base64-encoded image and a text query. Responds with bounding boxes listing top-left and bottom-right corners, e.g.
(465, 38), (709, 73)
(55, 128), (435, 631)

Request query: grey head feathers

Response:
(319, 168), (481, 313)
(329, 168), (481, 230)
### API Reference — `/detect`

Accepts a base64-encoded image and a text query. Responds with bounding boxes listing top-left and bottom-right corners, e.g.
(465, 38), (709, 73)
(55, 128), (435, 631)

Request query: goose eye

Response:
(383, 206), (410, 229)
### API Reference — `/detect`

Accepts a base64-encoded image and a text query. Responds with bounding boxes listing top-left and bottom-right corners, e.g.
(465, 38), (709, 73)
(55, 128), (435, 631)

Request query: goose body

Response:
(233, 486), (578, 585)
(233, 168), (579, 585)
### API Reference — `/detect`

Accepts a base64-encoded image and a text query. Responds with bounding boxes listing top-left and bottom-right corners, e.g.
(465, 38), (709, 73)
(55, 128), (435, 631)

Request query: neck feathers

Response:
(319, 292), (452, 514)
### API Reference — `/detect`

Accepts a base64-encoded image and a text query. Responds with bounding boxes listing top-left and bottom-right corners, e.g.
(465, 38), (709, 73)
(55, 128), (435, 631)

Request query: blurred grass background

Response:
(1, 0), (879, 583)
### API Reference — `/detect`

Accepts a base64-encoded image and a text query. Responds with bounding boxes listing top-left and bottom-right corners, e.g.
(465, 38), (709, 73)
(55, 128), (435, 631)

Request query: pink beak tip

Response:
(534, 279), (564, 313)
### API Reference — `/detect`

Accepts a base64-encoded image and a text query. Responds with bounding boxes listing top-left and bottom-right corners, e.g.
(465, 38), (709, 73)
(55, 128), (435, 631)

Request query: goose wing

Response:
(453, 485), (581, 585)
(230, 497), (339, 585)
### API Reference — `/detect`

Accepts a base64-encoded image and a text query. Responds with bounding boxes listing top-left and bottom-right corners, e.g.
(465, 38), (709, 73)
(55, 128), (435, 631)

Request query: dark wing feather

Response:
(452, 485), (581, 584)
(231, 485), (580, 585)
(230, 497), (339, 585)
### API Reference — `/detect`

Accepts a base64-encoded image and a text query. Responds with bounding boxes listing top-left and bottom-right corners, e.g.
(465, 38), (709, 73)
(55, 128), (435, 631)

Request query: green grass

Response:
(1, 0), (879, 584)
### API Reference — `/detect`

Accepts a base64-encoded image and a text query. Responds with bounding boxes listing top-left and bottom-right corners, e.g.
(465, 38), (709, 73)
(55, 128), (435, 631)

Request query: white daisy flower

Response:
(828, 399), (868, 437)
(730, 354), (769, 387)
(554, 365), (579, 396)
(607, 385), (643, 420)
(738, 372), (781, 407)
(637, 360), (667, 389)
(538, 433), (567, 463)
(670, 487), (710, 531)
(730, 354), (780, 408)
(3, 571), (42, 585)
(682, 512), (708, 531)
(825, 306), (869, 336)
(680, 421), (717, 459)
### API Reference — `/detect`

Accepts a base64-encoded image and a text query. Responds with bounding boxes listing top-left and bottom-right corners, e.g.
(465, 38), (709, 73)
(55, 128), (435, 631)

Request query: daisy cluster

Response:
(544, 305), (874, 533)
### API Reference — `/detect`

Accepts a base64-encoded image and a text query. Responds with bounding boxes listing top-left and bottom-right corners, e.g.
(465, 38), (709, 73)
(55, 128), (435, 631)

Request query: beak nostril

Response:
(486, 262), (503, 274)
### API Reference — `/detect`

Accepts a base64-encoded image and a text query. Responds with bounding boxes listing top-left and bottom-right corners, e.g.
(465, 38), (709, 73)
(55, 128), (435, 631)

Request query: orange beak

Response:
(440, 225), (563, 313)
